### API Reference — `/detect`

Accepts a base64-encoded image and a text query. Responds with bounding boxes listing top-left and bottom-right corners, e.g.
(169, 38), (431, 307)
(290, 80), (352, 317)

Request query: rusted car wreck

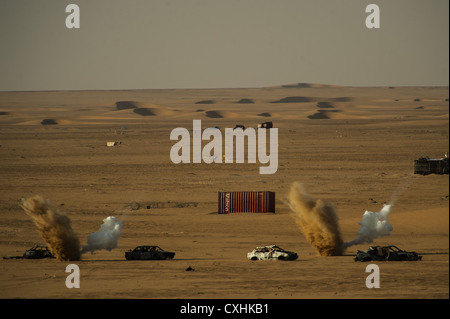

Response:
(354, 245), (422, 262)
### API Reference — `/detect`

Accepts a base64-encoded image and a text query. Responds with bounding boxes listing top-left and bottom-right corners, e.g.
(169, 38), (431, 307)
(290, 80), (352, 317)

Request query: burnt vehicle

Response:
(3, 244), (55, 259)
(247, 245), (298, 261)
(23, 244), (54, 259)
(125, 245), (175, 260)
(414, 153), (449, 175)
(354, 245), (422, 262)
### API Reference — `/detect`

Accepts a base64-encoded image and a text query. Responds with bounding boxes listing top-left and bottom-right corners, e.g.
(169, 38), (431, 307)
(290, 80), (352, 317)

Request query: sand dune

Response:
(133, 107), (175, 116)
(271, 96), (353, 104)
(204, 110), (242, 118)
(236, 98), (254, 104)
(114, 101), (178, 117)
(331, 97), (353, 102)
(195, 100), (215, 104)
(272, 96), (315, 103)
(316, 102), (335, 108)
(16, 118), (77, 125)
(307, 110), (341, 120)
(1, 85), (446, 125)
(281, 83), (338, 88)
(115, 101), (138, 110)
(40, 119), (58, 125)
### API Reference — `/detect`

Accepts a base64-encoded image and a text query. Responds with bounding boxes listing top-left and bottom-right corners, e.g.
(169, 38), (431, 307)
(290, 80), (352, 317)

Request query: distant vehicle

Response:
(414, 153), (449, 175)
(354, 245), (422, 262)
(257, 121), (273, 129)
(247, 245), (298, 261)
(3, 244), (54, 259)
(125, 245), (175, 260)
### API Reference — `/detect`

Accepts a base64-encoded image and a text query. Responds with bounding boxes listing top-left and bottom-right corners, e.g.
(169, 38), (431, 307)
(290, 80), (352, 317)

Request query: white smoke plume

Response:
(343, 204), (393, 249)
(81, 216), (123, 254)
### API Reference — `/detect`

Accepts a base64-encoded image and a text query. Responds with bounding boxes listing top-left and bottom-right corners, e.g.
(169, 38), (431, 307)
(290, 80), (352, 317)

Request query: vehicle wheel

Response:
(251, 257), (258, 261)
(278, 256), (285, 261)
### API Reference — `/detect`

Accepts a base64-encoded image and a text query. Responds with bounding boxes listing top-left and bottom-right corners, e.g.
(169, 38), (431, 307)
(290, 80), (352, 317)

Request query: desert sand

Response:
(0, 84), (448, 299)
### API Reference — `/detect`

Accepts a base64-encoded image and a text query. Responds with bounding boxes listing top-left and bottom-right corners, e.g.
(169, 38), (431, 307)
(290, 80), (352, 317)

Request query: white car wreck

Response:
(247, 245), (298, 261)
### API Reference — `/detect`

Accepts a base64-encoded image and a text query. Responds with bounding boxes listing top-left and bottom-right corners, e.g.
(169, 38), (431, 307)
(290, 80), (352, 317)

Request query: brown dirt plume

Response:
(288, 182), (343, 256)
(21, 195), (81, 261)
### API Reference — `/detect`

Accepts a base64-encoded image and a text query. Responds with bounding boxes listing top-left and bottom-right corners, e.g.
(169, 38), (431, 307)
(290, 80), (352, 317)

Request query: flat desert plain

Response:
(0, 84), (448, 299)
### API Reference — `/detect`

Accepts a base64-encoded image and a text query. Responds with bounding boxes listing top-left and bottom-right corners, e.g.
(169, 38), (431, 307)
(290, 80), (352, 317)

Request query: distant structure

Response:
(218, 191), (275, 214)
(414, 153), (449, 175)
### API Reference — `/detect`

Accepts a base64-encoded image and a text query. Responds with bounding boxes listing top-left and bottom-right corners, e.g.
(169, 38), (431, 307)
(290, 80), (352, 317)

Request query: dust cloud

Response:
(21, 195), (123, 260)
(287, 182), (344, 256)
(21, 195), (81, 261)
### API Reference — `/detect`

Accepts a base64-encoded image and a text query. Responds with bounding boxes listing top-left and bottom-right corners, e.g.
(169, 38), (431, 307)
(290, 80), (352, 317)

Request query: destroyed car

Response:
(23, 244), (54, 259)
(125, 245), (175, 260)
(3, 244), (54, 259)
(247, 245), (298, 261)
(354, 245), (422, 262)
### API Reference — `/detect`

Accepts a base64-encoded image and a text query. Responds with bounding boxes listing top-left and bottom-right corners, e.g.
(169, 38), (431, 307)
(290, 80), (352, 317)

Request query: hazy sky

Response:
(0, 0), (448, 91)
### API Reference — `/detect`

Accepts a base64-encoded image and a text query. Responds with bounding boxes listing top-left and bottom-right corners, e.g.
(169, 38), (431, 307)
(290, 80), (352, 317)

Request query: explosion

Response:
(342, 204), (393, 249)
(81, 216), (122, 254)
(21, 195), (81, 261)
(287, 182), (396, 255)
(287, 182), (344, 256)
(21, 195), (123, 261)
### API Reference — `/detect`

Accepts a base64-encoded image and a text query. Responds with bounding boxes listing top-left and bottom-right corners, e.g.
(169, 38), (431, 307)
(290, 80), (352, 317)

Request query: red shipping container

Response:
(218, 191), (275, 214)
